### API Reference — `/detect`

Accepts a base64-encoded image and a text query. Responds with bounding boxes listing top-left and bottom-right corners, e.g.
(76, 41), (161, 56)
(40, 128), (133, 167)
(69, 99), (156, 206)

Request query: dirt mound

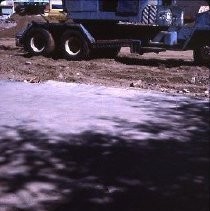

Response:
(0, 14), (45, 38)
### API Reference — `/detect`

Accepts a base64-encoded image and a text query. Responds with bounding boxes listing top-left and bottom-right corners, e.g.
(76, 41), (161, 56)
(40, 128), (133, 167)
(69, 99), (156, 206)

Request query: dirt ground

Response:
(0, 15), (209, 98)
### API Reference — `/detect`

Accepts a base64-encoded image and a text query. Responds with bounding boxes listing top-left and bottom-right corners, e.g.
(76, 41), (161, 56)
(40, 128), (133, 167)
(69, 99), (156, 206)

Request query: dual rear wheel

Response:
(24, 28), (120, 60)
(24, 28), (88, 60)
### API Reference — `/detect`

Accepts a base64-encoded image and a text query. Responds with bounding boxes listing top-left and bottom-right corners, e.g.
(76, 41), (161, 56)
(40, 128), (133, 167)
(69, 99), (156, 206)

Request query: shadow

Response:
(22, 52), (33, 58)
(115, 56), (204, 68)
(15, 50), (210, 68)
(0, 45), (20, 51)
(21, 52), (57, 59)
(20, 52), (114, 61)
(20, 52), (86, 61)
(0, 101), (209, 211)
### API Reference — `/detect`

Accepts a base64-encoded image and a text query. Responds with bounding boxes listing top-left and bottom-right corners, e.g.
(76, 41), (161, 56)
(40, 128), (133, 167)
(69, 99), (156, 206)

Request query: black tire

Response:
(91, 47), (121, 59)
(193, 45), (210, 65)
(60, 30), (90, 60)
(24, 28), (55, 56)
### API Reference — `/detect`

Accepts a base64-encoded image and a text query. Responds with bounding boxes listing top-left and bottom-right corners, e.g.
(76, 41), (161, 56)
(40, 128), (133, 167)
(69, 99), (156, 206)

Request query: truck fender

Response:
(79, 24), (95, 44)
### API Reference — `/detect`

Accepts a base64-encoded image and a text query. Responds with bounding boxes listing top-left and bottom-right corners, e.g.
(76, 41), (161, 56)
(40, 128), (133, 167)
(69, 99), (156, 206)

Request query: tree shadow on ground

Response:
(0, 101), (209, 211)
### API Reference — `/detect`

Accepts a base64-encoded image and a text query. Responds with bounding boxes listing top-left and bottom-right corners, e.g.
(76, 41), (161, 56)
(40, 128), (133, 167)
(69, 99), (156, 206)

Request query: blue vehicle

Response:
(16, 0), (210, 64)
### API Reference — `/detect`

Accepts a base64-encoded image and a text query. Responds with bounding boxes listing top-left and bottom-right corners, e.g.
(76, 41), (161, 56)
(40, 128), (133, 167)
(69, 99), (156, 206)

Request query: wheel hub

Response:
(65, 37), (81, 56)
(30, 36), (45, 53)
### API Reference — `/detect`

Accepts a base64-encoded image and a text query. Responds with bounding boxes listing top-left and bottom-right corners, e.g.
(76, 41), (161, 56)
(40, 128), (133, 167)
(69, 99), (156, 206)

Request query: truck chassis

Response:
(16, 8), (210, 64)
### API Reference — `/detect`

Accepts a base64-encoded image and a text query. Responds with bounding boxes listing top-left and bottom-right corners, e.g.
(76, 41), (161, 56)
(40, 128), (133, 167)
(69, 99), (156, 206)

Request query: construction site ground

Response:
(0, 14), (209, 98)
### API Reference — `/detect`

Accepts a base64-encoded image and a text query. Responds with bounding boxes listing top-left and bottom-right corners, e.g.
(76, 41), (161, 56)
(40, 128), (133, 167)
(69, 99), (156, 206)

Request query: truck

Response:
(16, 0), (210, 65)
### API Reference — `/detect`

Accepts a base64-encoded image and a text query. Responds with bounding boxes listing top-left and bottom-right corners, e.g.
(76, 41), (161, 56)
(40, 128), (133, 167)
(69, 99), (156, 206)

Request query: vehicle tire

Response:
(91, 47), (121, 58)
(24, 28), (55, 56)
(193, 45), (210, 65)
(60, 30), (90, 60)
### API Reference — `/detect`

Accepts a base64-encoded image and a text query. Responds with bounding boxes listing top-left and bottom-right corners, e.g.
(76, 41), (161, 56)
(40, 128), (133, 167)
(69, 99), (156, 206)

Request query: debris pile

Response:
(0, 18), (16, 31)
(0, 14), (44, 38)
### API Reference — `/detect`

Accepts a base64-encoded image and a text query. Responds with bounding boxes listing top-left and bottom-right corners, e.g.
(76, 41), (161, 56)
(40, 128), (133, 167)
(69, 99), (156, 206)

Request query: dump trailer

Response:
(16, 0), (210, 64)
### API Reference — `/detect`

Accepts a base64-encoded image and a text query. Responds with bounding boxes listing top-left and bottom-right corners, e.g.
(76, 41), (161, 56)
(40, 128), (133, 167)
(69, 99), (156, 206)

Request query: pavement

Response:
(0, 80), (209, 211)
